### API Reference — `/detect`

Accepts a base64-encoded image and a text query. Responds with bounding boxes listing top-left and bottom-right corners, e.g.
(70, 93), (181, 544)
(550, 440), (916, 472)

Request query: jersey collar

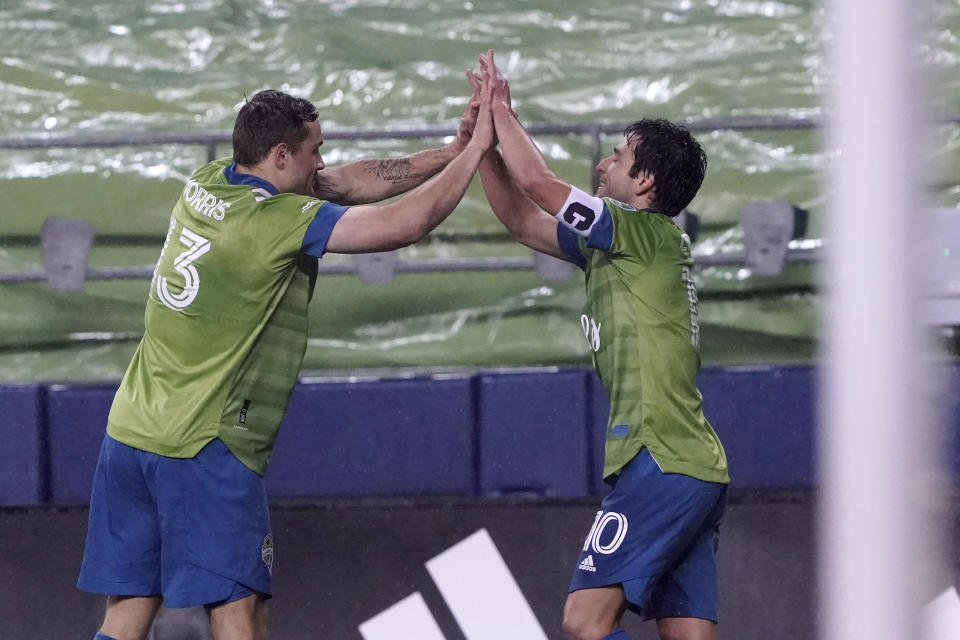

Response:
(224, 162), (279, 196)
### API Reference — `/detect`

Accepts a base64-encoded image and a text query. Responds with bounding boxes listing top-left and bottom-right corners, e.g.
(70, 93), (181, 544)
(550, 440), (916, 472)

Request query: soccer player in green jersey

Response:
(77, 81), (496, 640)
(474, 52), (729, 640)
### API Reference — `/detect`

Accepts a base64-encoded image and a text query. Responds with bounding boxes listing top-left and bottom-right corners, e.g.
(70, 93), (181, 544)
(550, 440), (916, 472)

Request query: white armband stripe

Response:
(555, 186), (606, 238)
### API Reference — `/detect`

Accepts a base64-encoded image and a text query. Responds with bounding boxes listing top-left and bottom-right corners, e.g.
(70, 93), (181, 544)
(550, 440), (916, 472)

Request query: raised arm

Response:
(479, 149), (566, 260)
(480, 51), (573, 216)
(315, 83), (482, 206)
(469, 59), (566, 260)
(324, 74), (494, 253)
(315, 145), (458, 206)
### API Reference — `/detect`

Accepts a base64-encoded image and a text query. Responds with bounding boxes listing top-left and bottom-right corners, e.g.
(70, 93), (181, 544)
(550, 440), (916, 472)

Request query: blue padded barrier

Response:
(46, 384), (116, 504)
(586, 366), (816, 492)
(0, 385), (45, 505)
(477, 369), (592, 497)
(27, 363), (960, 504)
(698, 365), (817, 489)
(267, 375), (476, 497)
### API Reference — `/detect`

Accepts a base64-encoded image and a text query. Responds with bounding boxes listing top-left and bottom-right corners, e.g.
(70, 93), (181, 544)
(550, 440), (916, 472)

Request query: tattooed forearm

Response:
(362, 158), (420, 184)
(326, 148), (450, 204)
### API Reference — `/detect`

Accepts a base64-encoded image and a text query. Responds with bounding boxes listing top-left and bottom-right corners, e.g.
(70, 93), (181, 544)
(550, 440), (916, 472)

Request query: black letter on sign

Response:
(561, 202), (596, 232)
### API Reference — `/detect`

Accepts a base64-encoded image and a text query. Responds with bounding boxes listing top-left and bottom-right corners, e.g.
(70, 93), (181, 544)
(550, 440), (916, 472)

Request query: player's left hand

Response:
(452, 69), (483, 152)
(466, 68), (498, 147)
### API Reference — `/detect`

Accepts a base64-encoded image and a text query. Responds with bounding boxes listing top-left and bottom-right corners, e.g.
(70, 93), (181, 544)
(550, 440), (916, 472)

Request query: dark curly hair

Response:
(624, 119), (707, 217)
(232, 89), (319, 166)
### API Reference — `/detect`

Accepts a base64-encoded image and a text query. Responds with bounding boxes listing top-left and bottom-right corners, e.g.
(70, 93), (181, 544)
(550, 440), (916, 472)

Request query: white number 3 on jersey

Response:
(154, 217), (211, 311)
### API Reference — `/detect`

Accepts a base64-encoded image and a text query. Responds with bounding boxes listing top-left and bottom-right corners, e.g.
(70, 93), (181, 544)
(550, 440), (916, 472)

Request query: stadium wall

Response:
(2, 363), (960, 506)
(2, 364), (959, 639)
(3, 495), (821, 640)
(5, 494), (960, 640)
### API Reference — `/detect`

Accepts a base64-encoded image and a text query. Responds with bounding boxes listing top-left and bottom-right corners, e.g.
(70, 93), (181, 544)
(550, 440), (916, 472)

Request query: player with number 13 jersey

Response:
(78, 83), (497, 636)
(109, 157), (345, 475)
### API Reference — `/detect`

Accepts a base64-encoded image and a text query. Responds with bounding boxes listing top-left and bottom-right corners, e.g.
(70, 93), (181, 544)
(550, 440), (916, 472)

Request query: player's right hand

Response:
(469, 62), (496, 151)
(479, 50), (515, 118)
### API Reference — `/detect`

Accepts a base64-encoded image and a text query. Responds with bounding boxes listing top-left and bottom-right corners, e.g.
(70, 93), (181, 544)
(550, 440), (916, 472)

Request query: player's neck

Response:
(235, 162), (284, 192)
(631, 193), (655, 210)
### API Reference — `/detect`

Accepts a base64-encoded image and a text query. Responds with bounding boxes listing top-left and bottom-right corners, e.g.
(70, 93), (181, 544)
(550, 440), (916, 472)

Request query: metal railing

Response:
(0, 115), (835, 164)
(0, 244), (824, 288)
(3, 112), (958, 166)
(3, 113), (956, 288)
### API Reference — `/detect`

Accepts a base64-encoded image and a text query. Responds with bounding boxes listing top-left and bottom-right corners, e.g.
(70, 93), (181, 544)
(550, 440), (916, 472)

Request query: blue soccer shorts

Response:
(569, 447), (728, 622)
(77, 435), (274, 608)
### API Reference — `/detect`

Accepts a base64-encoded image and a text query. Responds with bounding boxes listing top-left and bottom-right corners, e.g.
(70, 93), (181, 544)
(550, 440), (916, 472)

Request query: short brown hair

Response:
(232, 89), (318, 166)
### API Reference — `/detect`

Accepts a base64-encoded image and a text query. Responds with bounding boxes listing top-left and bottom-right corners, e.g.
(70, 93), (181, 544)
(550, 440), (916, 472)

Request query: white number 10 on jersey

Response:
(153, 216), (211, 311)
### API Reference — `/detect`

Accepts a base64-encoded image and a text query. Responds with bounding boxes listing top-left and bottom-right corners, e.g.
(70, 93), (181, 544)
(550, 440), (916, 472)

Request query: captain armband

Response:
(555, 186), (607, 237)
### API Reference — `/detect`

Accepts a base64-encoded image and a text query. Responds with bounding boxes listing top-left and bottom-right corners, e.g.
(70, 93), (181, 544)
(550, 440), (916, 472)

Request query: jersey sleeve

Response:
(556, 224), (587, 270)
(555, 186), (661, 263)
(254, 195), (348, 265)
(300, 201), (348, 257)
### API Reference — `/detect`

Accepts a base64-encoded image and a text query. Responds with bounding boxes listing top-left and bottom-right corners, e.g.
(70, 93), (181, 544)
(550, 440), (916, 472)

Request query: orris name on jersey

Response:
(183, 180), (232, 221)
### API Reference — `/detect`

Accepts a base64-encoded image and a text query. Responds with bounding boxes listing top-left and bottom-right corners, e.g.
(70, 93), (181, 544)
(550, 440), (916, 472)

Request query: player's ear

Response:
(635, 171), (655, 198)
(272, 142), (288, 169)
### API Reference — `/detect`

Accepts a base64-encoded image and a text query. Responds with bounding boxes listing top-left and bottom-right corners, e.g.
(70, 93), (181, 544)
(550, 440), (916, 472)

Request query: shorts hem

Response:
(184, 557), (272, 597)
(623, 577), (717, 623)
(646, 613), (719, 624)
(569, 570), (647, 599)
(77, 577), (159, 598)
(164, 585), (271, 609)
(567, 580), (622, 594)
(202, 587), (272, 611)
(162, 562), (271, 609)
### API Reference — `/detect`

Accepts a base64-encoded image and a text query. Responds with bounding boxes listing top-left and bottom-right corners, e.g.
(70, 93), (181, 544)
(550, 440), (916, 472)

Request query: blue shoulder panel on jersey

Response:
(223, 162), (279, 195)
(584, 202), (613, 251)
(302, 202), (349, 258)
(557, 225), (587, 271)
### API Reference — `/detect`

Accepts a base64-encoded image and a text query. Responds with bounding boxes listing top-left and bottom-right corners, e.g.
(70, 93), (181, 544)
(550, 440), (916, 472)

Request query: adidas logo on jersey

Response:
(578, 554), (597, 572)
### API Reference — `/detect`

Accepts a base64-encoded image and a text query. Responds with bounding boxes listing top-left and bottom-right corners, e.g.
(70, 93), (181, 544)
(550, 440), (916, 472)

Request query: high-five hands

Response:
(453, 68), (483, 151)
(478, 50), (516, 118)
(466, 49), (518, 148)
(468, 60), (496, 151)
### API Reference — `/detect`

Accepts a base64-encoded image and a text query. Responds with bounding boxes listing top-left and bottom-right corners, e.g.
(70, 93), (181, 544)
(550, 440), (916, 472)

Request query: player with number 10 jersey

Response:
(559, 191), (728, 485)
(476, 48), (729, 640)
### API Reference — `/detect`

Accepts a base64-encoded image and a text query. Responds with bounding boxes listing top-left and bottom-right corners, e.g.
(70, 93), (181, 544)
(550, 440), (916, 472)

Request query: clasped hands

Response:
(453, 50), (517, 152)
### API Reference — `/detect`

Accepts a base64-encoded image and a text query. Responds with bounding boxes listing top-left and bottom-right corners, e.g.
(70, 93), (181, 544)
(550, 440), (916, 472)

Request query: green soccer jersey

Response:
(106, 158), (347, 475)
(556, 188), (729, 484)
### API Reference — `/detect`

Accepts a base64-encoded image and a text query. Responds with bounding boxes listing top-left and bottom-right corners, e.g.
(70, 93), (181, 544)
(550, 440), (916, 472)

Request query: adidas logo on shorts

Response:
(578, 554), (597, 572)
